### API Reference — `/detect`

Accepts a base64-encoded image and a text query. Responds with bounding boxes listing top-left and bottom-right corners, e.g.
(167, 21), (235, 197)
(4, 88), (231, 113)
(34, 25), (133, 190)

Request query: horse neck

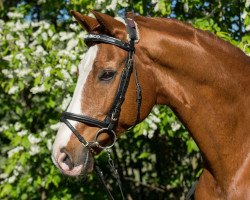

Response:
(137, 17), (250, 188)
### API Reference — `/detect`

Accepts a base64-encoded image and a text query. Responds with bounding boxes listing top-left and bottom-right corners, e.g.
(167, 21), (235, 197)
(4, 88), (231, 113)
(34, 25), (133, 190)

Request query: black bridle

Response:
(60, 18), (141, 200)
(60, 19), (141, 150)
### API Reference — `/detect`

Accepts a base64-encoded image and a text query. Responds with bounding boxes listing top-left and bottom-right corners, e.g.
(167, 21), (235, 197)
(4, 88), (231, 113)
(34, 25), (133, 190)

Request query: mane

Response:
(134, 15), (250, 63)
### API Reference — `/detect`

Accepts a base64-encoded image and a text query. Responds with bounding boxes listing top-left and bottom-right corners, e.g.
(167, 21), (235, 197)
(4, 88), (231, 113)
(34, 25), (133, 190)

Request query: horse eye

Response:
(99, 70), (116, 81)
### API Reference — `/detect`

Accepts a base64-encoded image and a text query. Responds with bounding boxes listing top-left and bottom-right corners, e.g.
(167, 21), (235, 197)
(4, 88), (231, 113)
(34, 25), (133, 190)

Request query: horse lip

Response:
(51, 149), (94, 177)
(59, 164), (83, 177)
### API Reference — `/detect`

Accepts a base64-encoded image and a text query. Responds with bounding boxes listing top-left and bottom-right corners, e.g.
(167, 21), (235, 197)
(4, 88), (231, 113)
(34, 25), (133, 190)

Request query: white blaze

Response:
(52, 45), (98, 157)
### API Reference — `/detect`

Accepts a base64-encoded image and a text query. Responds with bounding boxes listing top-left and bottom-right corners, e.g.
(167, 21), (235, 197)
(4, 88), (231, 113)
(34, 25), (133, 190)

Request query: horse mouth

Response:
(52, 148), (95, 177)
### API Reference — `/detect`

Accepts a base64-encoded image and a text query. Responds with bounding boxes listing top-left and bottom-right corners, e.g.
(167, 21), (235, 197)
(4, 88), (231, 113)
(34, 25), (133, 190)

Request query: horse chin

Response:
(80, 148), (95, 175)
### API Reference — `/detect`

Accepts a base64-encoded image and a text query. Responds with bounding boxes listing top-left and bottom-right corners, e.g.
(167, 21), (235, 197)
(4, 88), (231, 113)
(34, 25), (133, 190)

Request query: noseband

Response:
(60, 18), (141, 150)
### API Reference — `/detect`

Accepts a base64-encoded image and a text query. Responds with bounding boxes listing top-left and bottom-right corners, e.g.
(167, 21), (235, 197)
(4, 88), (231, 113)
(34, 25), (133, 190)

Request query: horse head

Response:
(52, 11), (155, 176)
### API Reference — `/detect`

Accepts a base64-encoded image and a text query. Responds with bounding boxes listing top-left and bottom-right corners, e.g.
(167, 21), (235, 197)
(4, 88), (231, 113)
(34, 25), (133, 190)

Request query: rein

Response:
(60, 18), (141, 200)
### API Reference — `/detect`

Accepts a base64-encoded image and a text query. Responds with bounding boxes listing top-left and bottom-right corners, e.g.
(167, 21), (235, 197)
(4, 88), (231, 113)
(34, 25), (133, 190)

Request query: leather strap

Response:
(84, 34), (131, 51)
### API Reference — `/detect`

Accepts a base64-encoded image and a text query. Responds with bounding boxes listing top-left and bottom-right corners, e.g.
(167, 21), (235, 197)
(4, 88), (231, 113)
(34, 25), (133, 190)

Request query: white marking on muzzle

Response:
(52, 45), (98, 157)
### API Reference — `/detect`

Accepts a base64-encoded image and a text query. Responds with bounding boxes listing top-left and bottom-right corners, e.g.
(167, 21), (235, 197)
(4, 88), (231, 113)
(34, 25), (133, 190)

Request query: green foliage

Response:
(0, 0), (249, 199)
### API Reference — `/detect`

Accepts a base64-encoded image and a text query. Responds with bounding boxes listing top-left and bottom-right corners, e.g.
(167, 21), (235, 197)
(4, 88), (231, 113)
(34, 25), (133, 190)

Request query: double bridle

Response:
(60, 18), (141, 200)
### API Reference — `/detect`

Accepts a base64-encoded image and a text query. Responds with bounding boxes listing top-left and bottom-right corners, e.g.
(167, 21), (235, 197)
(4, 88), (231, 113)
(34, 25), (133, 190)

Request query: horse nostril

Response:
(58, 148), (74, 171)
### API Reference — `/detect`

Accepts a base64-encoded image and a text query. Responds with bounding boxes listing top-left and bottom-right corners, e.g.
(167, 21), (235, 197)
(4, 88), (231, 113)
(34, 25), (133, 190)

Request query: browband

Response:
(84, 34), (132, 51)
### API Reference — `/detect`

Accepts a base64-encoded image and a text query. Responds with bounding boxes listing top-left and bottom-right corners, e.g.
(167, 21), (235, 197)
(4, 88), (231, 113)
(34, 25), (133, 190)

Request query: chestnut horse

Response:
(52, 11), (250, 199)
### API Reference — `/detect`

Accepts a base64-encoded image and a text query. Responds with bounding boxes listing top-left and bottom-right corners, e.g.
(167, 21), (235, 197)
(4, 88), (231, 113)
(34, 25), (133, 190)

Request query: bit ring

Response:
(94, 128), (117, 149)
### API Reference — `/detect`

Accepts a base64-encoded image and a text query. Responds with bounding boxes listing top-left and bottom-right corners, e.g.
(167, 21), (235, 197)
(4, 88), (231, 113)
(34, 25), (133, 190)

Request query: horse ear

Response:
(90, 10), (126, 39)
(70, 10), (101, 33)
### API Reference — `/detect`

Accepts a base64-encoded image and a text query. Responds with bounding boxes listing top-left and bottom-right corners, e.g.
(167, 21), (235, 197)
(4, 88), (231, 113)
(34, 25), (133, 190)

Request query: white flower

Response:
(27, 177), (33, 183)
(50, 122), (60, 130)
(241, 11), (248, 19)
(61, 69), (71, 80)
(96, 0), (105, 4)
(58, 49), (68, 57)
(14, 68), (31, 77)
(154, 3), (159, 12)
(8, 175), (16, 184)
(14, 122), (22, 131)
(70, 64), (77, 74)
(7, 12), (24, 19)
(59, 58), (68, 64)
(47, 139), (52, 151)
(17, 130), (28, 137)
(14, 21), (29, 31)
(15, 165), (23, 172)
(42, 21), (50, 30)
(2, 69), (9, 75)
(30, 85), (46, 94)
(51, 34), (59, 41)
(0, 124), (9, 132)
(13, 170), (19, 176)
(15, 40), (25, 49)
(0, 173), (8, 179)
(6, 34), (14, 40)
(59, 32), (75, 41)
(44, 66), (51, 77)
(69, 23), (79, 31)
(117, 0), (128, 7)
(48, 29), (54, 37)
(33, 27), (42, 38)
(39, 131), (47, 138)
(29, 40), (38, 49)
(246, 0), (250, 8)
(67, 38), (78, 51)
(184, 3), (189, 13)
(80, 52), (86, 60)
(149, 121), (157, 130)
(61, 94), (72, 110)
(69, 52), (77, 60)
(8, 86), (19, 94)
(32, 45), (48, 57)
(151, 0), (159, 3)
(6, 21), (15, 28)
(246, 25), (250, 31)
(31, 22), (40, 27)
(3, 54), (13, 62)
(171, 121), (181, 132)
(15, 53), (26, 63)
(29, 145), (40, 156)
(152, 106), (160, 115)
(4, 71), (13, 79)
(148, 130), (154, 138)
(77, 32), (86, 39)
(7, 146), (24, 158)
(106, 0), (118, 11)
(28, 134), (41, 144)
(41, 32), (48, 41)
(149, 114), (161, 123)
(54, 80), (65, 88)
(38, 0), (46, 5)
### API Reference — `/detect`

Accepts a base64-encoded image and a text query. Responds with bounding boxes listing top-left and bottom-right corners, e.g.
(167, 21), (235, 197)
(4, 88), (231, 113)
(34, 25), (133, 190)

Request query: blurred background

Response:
(0, 0), (249, 199)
